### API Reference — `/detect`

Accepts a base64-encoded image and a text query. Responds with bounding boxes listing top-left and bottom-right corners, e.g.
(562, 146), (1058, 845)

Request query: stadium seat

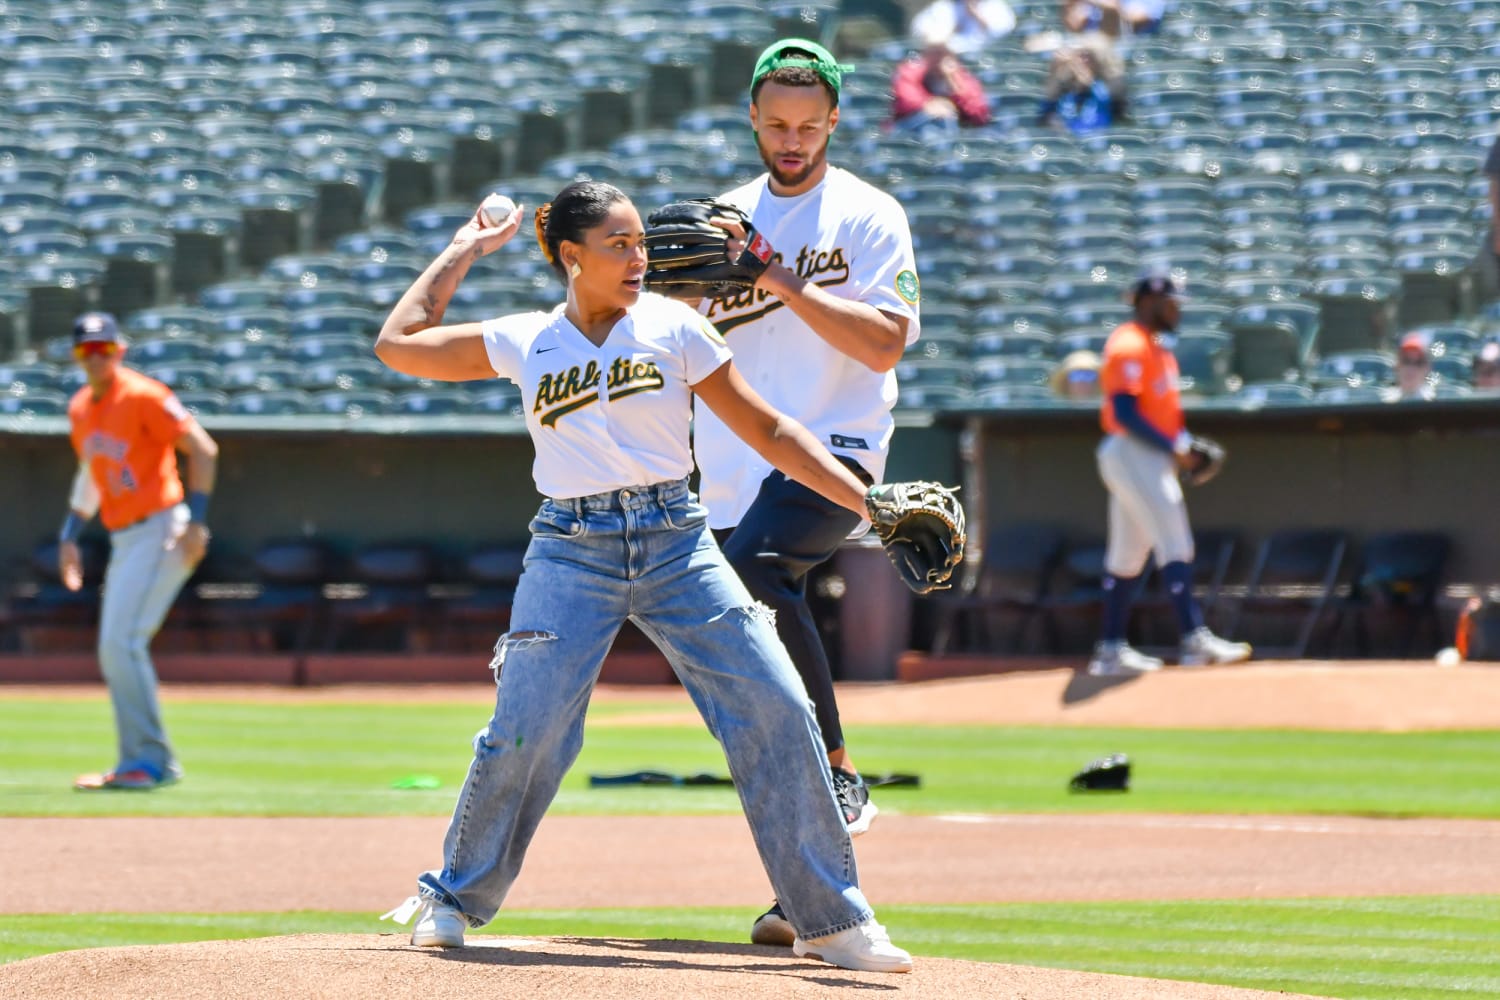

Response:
(214, 335), (289, 367)
(970, 357), (1054, 390)
(1394, 249), (1475, 327)
(132, 336), (214, 366)
(1316, 345), (1398, 385)
(1175, 332), (1234, 396)
(1314, 384), (1389, 404)
(0, 389), (70, 417)
(286, 333), (371, 364)
(1225, 301), (1320, 383)
(142, 361), (221, 392)
(969, 331), (1054, 360)
(310, 388), (396, 417)
(288, 306), (383, 339)
(394, 386), (472, 416)
(1311, 275), (1401, 354)
(1229, 382), (1315, 407)
(174, 390), (230, 416)
(122, 306), (217, 340)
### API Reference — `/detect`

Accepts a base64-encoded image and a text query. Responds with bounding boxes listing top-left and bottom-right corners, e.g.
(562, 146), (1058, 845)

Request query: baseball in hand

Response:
(479, 192), (517, 227)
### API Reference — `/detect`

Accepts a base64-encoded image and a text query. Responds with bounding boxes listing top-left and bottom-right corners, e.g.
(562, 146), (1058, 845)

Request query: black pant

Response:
(713, 457), (871, 756)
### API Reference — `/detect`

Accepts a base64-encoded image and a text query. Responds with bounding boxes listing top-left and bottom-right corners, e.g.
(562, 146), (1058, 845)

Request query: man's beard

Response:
(758, 138), (827, 190)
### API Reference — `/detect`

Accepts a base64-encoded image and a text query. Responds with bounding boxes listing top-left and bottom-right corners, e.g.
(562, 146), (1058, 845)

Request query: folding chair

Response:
(1226, 530), (1348, 658)
(1335, 532), (1451, 657)
(928, 523), (1065, 656)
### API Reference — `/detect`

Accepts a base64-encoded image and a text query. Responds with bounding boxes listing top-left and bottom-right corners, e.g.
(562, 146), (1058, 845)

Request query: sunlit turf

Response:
(1, 696), (1497, 818)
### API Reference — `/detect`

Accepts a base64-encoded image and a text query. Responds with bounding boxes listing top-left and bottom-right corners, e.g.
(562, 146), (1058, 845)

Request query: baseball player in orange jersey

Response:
(1089, 272), (1251, 676)
(61, 312), (219, 790)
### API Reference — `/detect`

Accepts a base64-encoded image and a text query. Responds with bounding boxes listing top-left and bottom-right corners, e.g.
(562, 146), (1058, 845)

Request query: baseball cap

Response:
(1398, 331), (1432, 358)
(72, 311), (123, 344)
(750, 38), (854, 101)
(1129, 267), (1188, 302)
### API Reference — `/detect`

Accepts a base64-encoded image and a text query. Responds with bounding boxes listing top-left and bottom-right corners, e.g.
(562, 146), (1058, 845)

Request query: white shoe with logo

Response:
(1179, 627), (1253, 667)
(793, 918), (913, 973)
(381, 895), (467, 947)
(1087, 640), (1164, 676)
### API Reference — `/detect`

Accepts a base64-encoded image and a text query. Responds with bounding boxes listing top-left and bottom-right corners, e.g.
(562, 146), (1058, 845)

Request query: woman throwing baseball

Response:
(372, 181), (911, 973)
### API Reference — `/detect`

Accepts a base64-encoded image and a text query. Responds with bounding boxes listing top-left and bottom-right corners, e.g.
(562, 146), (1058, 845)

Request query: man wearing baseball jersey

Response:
(1090, 273), (1250, 676)
(689, 38), (921, 946)
(61, 312), (219, 790)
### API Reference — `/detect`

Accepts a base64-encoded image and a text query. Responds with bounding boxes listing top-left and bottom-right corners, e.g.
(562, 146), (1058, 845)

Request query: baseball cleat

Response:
(1087, 640), (1164, 676)
(831, 767), (878, 835)
(793, 918), (913, 973)
(73, 767), (178, 791)
(1179, 627), (1253, 667)
(750, 900), (796, 947)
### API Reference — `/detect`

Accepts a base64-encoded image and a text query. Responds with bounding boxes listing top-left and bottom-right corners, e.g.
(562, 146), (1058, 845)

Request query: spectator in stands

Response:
(1386, 331), (1437, 402)
(1472, 340), (1500, 394)
(890, 26), (993, 138)
(1049, 349), (1102, 402)
(1039, 33), (1126, 135)
(1061, 0), (1168, 38)
(910, 0), (1017, 56)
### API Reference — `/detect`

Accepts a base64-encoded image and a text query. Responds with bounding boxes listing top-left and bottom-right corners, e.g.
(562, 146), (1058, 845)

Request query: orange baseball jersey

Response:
(1099, 321), (1184, 439)
(68, 367), (194, 531)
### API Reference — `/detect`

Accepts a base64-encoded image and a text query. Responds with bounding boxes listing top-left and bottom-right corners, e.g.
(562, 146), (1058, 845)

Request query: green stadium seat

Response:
(1311, 275), (1401, 353)
(1225, 301), (1320, 383)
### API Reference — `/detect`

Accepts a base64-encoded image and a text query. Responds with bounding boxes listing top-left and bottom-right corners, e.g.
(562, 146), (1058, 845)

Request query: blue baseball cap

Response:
(72, 311), (123, 344)
(1130, 268), (1189, 302)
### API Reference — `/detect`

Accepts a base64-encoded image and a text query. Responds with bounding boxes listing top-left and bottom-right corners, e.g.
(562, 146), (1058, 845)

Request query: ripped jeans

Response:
(415, 478), (873, 940)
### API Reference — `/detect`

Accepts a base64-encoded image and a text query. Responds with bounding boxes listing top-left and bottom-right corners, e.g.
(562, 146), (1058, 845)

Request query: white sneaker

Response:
(380, 894), (467, 947)
(793, 918), (913, 973)
(1179, 627), (1253, 667)
(1087, 640), (1164, 676)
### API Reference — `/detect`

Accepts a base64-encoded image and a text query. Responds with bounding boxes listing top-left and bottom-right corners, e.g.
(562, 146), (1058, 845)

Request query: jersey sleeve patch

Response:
(698, 316), (726, 346)
(895, 268), (920, 305)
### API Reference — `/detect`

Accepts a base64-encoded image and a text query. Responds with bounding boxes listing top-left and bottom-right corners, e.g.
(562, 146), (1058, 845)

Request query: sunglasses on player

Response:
(73, 341), (121, 361)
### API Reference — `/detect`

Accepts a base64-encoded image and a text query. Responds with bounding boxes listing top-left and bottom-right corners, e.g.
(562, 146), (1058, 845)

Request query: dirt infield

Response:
(0, 934), (1337, 1000)
(4, 664), (1498, 998)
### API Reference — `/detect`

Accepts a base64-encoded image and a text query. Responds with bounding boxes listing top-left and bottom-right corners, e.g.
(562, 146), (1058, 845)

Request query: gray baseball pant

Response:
(98, 503), (194, 779)
(1096, 433), (1196, 577)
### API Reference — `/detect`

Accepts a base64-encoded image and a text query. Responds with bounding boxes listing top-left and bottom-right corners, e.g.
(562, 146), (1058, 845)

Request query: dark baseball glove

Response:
(1069, 752), (1131, 792)
(863, 481), (966, 595)
(1182, 435), (1226, 487)
(644, 199), (775, 299)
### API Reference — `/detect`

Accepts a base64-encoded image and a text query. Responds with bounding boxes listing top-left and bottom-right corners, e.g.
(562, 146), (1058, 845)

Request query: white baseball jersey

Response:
(481, 293), (732, 499)
(693, 165), (921, 529)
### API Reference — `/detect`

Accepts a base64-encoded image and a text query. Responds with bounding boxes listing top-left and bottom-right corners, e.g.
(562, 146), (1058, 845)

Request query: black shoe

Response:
(750, 899), (796, 947)
(831, 767), (879, 836)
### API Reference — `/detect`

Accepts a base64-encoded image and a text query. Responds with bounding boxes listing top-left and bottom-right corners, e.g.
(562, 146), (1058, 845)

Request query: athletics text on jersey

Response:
(692, 165), (921, 529)
(481, 293), (731, 499)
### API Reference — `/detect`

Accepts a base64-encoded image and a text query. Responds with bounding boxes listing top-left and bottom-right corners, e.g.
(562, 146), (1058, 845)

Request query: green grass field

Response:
(2, 694), (1498, 998)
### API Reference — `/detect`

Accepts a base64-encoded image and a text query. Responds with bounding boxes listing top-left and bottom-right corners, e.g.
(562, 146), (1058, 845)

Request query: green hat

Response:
(750, 37), (854, 101)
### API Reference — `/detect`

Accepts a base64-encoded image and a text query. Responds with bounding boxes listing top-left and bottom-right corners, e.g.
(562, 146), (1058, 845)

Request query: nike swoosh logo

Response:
(536, 346), (558, 354)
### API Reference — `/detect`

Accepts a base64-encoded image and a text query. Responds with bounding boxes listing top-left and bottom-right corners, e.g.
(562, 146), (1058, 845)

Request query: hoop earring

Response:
(569, 261), (582, 279)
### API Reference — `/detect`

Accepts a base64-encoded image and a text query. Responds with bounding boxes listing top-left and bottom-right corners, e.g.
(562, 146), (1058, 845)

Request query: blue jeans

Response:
(714, 459), (869, 756)
(416, 478), (873, 940)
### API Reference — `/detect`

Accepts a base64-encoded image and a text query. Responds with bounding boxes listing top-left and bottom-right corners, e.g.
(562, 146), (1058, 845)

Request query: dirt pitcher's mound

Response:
(0, 933), (1333, 1000)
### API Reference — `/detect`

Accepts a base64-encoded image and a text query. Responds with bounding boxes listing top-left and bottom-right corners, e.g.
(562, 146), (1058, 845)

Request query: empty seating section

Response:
(1, 0), (1498, 416)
